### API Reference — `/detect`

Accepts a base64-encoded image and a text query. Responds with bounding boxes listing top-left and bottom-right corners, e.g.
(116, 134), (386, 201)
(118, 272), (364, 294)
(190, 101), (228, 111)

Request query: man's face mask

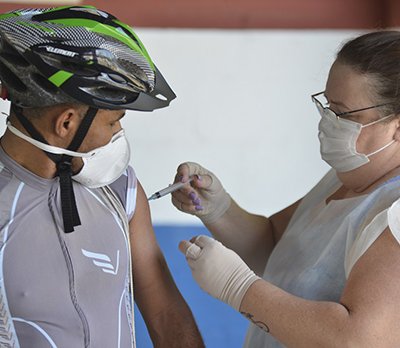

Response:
(7, 121), (130, 188)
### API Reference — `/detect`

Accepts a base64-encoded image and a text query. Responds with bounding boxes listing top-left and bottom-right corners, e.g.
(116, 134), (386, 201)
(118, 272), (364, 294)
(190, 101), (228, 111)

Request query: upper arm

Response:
(129, 181), (183, 322)
(339, 227), (400, 345)
(269, 199), (302, 243)
(129, 181), (204, 346)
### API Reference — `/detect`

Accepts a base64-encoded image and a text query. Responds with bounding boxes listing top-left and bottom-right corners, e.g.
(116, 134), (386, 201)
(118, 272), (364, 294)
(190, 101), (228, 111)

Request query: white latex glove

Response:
(171, 162), (231, 224)
(179, 235), (260, 311)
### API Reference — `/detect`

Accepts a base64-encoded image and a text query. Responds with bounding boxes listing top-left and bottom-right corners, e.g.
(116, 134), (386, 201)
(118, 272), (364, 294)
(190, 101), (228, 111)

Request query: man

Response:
(0, 6), (204, 348)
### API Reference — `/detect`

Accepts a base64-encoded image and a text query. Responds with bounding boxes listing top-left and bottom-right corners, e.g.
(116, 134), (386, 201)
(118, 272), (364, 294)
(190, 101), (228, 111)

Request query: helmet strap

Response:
(11, 104), (98, 233)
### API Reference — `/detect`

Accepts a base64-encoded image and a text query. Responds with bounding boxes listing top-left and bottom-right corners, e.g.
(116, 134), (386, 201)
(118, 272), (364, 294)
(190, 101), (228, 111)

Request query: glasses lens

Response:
(312, 96), (325, 116)
(315, 101), (324, 115)
(312, 93), (338, 120)
(323, 108), (338, 120)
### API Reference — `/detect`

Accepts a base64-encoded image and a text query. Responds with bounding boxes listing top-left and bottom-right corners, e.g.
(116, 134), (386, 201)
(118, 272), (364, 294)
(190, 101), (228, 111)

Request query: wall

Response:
(0, 28), (360, 224)
(1, 0), (399, 28)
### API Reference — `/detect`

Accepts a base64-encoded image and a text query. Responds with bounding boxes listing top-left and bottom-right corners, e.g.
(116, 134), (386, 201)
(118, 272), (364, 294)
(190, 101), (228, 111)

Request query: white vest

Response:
(244, 169), (400, 347)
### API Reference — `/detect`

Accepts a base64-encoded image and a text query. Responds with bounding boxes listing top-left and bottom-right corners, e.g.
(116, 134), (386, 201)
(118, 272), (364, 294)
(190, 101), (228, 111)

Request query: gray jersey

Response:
(0, 147), (137, 348)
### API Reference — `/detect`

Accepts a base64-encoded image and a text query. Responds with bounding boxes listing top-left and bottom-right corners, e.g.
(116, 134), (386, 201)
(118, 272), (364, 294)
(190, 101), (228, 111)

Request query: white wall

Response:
(129, 29), (364, 225)
(0, 29), (363, 225)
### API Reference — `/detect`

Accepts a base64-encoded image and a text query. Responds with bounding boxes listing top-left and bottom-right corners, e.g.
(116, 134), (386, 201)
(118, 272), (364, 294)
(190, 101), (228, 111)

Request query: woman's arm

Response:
(131, 182), (204, 348)
(205, 199), (301, 275)
(240, 227), (400, 347)
(172, 161), (301, 275)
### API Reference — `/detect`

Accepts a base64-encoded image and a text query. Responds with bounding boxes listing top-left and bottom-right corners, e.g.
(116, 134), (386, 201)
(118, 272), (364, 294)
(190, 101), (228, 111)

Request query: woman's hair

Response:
(337, 30), (400, 115)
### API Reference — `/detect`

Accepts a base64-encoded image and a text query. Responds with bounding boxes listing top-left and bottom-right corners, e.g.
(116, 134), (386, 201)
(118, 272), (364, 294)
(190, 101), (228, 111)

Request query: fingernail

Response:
(195, 205), (203, 211)
(189, 192), (196, 200)
(196, 175), (202, 181)
(193, 198), (201, 205)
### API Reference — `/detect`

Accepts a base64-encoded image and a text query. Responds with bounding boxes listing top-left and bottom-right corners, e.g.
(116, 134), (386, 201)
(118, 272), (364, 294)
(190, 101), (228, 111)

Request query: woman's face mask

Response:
(7, 121), (130, 188)
(317, 110), (394, 172)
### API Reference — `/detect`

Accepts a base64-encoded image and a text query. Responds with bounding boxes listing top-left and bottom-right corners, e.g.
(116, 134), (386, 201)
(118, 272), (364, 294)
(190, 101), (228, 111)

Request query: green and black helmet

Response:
(0, 5), (176, 110)
(0, 6), (177, 233)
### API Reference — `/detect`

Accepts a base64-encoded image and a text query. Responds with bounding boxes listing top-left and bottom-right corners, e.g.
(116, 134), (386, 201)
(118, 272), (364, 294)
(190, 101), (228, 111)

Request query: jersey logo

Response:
(82, 249), (120, 275)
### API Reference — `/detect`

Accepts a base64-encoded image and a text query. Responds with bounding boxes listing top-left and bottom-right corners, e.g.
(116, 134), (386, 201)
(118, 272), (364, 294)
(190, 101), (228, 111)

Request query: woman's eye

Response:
(328, 108), (342, 117)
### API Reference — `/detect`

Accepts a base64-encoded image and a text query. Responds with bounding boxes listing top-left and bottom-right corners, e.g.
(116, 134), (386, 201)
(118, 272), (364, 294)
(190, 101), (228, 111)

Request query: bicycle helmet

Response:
(0, 5), (176, 110)
(0, 6), (177, 233)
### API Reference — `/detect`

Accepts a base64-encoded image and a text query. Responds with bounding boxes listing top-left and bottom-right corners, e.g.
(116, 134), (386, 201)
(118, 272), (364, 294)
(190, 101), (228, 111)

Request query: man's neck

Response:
(0, 129), (58, 179)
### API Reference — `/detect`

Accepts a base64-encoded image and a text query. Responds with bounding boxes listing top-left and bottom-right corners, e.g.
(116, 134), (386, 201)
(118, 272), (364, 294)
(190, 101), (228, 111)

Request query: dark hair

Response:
(336, 30), (400, 115)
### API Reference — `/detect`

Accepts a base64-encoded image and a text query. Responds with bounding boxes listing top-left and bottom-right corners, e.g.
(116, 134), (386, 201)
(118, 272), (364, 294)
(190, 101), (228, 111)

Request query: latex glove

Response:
(179, 235), (260, 311)
(171, 162), (231, 224)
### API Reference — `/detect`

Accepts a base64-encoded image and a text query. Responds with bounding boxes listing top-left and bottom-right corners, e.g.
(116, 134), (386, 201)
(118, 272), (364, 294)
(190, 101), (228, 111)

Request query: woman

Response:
(171, 30), (400, 347)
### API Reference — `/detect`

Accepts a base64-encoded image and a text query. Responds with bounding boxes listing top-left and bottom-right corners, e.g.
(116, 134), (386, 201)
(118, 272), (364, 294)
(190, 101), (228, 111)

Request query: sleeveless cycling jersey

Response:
(0, 146), (137, 348)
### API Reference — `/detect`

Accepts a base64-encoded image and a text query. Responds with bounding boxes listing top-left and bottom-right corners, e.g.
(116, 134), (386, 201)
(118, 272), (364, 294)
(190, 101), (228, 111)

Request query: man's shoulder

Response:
(0, 160), (14, 191)
(108, 165), (136, 191)
(107, 165), (137, 219)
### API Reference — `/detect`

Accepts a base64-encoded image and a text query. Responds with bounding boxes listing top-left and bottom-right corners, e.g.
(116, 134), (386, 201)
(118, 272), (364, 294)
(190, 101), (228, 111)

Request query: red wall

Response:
(0, 0), (399, 29)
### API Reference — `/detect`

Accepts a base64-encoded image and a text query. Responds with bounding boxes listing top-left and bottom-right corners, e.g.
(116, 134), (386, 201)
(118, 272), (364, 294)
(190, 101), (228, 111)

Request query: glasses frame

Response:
(311, 91), (391, 119)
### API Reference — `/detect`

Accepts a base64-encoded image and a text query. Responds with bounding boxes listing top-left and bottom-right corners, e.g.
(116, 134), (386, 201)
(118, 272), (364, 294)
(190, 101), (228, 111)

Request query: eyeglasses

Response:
(311, 91), (391, 120)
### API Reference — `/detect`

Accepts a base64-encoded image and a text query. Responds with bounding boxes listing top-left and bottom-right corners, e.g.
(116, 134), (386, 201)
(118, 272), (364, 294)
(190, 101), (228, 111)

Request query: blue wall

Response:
(134, 225), (249, 347)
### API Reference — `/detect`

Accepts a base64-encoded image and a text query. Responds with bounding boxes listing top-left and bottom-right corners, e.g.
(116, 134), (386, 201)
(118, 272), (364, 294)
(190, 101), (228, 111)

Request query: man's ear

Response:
(54, 106), (83, 138)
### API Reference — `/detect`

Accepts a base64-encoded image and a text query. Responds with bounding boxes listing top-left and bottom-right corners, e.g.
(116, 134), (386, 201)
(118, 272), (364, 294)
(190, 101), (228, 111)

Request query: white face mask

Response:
(318, 111), (395, 172)
(7, 121), (131, 188)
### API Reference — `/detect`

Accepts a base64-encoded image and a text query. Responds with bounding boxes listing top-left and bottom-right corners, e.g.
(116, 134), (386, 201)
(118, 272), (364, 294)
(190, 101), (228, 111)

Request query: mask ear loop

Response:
(361, 114), (395, 128)
(11, 105), (61, 163)
(6, 122), (96, 157)
(366, 139), (396, 157)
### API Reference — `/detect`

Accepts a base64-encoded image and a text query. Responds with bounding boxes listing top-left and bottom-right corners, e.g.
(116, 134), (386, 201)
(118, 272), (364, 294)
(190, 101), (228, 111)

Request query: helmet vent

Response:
(1, 52), (30, 67)
(40, 55), (99, 77)
(80, 85), (138, 104)
(0, 60), (26, 92)
(32, 73), (59, 93)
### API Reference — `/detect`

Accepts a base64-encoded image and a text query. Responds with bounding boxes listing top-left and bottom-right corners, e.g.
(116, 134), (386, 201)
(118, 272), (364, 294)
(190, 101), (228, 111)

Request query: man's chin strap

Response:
(12, 105), (98, 233)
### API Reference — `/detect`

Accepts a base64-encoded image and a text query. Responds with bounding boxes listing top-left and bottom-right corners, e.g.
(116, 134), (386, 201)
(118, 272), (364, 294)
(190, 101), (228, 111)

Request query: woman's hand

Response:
(171, 162), (231, 224)
(179, 235), (260, 311)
